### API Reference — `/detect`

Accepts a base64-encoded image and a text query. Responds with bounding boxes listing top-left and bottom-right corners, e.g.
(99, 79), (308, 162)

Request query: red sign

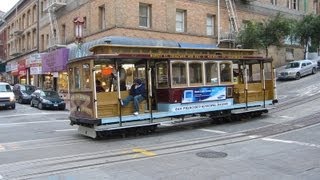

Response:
(18, 59), (26, 77)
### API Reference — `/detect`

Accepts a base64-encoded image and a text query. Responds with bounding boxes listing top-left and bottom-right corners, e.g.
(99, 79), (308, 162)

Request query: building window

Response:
(83, 16), (87, 29)
(99, 5), (106, 30)
(270, 0), (277, 5)
(46, 34), (49, 48)
(176, 9), (186, 32)
(288, 0), (298, 10)
(32, 29), (36, 49)
(61, 24), (66, 44)
(206, 15), (215, 36)
(139, 3), (151, 28)
(33, 5), (37, 23)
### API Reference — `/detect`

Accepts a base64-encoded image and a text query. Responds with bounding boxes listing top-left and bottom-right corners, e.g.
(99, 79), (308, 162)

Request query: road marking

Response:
(54, 128), (77, 132)
(132, 148), (156, 157)
(0, 112), (69, 118)
(0, 174), (3, 179)
(0, 120), (69, 127)
(0, 145), (5, 151)
(198, 128), (227, 134)
(248, 135), (261, 138)
(262, 138), (320, 148)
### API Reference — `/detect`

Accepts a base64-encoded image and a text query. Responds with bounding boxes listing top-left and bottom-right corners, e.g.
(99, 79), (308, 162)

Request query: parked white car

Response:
(277, 60), (317, 80)
(0, 82), (16, 109)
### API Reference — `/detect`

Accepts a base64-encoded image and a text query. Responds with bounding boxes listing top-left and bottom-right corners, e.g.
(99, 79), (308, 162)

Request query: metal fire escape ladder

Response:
(225, 0), (239, 34)
(45, 0), (67, 49)
(47, 7), (60, 48)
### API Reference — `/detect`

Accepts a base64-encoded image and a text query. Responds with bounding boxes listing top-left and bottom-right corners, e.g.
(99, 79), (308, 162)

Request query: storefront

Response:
(27, 53), (44, 87)
(42, 48), (69, 98)
(6, 61), (18, 84)
(17, 59), (27, 84)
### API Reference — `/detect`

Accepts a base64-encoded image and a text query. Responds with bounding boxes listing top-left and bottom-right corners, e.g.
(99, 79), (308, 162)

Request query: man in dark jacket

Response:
(121, 78), (146, 115)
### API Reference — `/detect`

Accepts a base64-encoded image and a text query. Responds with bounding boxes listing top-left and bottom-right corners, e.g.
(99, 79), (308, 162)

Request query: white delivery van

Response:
(0, 82), (16, 109)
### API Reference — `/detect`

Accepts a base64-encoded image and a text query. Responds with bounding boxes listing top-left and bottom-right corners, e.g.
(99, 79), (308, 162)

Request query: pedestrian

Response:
(121, 78), (146, 115)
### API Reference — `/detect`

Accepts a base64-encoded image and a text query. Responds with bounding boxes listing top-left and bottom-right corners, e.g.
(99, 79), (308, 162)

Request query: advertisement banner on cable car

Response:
(182, 86), (226, 103)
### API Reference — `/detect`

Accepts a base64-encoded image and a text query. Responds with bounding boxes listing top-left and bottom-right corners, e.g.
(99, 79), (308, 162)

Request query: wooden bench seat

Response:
(96, 91), (146, 118)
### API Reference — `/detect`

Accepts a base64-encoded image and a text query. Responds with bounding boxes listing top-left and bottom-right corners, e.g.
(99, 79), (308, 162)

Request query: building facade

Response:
(0, 0), (319, 88)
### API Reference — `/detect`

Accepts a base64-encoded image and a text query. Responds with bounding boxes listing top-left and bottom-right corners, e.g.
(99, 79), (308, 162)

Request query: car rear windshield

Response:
(0, 85), (12, 92)
(44, 91), (60, 98)
(286, 62), (300, 69)
(21, 85), (35, 93)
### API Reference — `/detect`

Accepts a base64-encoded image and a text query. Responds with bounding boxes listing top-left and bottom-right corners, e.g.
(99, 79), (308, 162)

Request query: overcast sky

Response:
(0, 0), (20, 13)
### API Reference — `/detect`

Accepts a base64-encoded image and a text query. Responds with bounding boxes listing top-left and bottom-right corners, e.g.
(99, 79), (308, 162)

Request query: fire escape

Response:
(43, 0), (66, 49)
(220, 0), (239, 47)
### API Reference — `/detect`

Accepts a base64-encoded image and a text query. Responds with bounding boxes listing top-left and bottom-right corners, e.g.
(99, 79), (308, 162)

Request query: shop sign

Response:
(18, 59), (26, 77)
(30, 66), (42, 75)
(26, 53), (43, 67)
(9, 61), (18, 75)
(42, 48), (69, 73)
(5, 63), (11, 72)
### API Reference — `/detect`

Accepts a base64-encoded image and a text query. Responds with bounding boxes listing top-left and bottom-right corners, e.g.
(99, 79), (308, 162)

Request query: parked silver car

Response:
(277, 60), (317, 80)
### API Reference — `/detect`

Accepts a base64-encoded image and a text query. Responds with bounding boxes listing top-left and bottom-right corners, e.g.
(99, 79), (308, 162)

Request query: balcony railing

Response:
(47, 36), (66, 49)
(13, 28), (23, 36)
(10, 49), (22, 56)
(220, 32), (237, 42)
(44, 0), (67, 12)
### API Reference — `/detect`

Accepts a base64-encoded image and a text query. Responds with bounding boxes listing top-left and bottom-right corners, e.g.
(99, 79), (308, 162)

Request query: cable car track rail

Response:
(1, 111), (320, 180)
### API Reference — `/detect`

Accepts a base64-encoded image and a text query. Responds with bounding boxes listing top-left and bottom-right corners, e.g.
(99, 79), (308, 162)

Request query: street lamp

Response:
(73, 17), (84, 43)
(73, 17), (84, 58)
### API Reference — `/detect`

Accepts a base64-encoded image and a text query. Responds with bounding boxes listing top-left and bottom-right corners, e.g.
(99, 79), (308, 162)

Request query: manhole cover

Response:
(196, 151), (227, 158)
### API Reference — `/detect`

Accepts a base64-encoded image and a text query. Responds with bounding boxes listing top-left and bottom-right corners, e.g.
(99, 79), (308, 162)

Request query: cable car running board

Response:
(231, 107), (268, 115)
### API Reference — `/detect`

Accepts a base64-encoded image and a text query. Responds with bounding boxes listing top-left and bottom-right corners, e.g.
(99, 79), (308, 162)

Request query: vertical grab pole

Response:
(273, 68), (278, 102)
(117, 64), (122, 127)
(244, 64), (248, 110)
(93, 67), (98, 118)
(262, 62), (266, 108)
(148, 67), (153, 122)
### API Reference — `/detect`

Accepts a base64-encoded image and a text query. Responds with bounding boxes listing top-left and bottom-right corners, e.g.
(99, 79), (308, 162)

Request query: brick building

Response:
(0, 0), (319, 89)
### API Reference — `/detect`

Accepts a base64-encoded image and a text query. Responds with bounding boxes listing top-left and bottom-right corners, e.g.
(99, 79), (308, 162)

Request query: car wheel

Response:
(38, 103), (43, 110)
(312, 68), (316, 74)
(295, 72), (301, 80)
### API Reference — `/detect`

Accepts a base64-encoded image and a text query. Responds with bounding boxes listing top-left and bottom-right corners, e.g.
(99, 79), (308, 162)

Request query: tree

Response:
(293, 14), (319, 58)
(236, 21), (262, 49)
(236, 13), (292, 57)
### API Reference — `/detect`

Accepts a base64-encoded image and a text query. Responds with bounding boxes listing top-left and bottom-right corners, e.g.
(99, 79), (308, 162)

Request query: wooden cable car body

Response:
(68, 44), (277, 138)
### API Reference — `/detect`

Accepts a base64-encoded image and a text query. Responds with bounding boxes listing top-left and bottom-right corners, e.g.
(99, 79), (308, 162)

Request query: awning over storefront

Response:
(178, 42), (216, 49)
(68, 36), (217, 60)
(42, 48), (69, 73)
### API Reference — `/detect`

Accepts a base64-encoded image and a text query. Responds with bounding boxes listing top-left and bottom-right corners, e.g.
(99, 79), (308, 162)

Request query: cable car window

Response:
(69, 68), (73, 90)
(205, 62), (218, 85)
(74, 67), (81, 89)
(171, 62), (187, 86)
(136, 66), (145, 81)
(189, 62), (203, 85)
(83, 64), (91, 90)
(156, 62), (168, 88)
(220, 62), (232, 83)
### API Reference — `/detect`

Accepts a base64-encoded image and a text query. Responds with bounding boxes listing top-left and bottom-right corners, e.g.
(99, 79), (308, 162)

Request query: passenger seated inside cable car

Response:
(121, 78), (146, 116)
